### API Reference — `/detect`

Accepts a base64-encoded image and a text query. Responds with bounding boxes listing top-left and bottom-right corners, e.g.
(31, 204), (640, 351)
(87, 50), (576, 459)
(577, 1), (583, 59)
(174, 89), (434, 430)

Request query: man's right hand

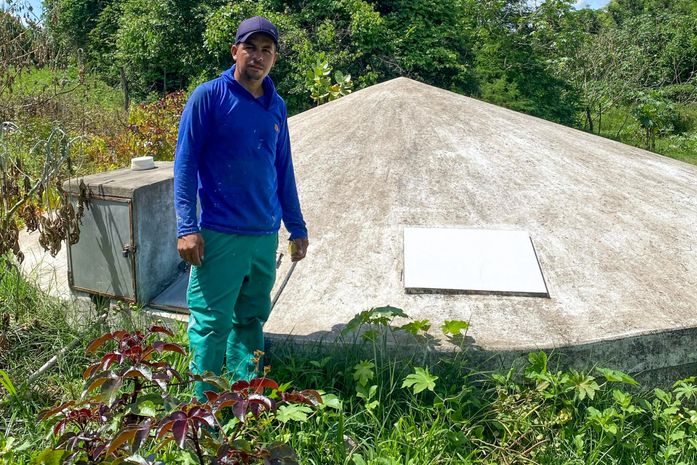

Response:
(178, 233), (205, 267)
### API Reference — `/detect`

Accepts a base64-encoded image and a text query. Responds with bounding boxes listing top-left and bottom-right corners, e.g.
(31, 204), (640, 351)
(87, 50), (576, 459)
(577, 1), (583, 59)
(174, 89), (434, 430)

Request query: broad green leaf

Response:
(356, 384), (377, 401)
(400, 320), (431, 335)
(571, 373), (599, 401)
(663, 406), (679, 416)
(351, 454), (367, 465)
(135, 392), (165, 406)
(586, 406), (601, 419)
(596, 367), (638, 385)
(342, 311), (372, 335)
(441, 320), (469, 335)
(674, 376), (696, 386)
(353, 361), (375, 387)
(309, 357), (331, 369)
(365, 400), (379, 410)
(660, 444), (680, 458)
(0, 370), (17, 397)
(604, 422), (618, 435)
(320, 393), (342, 410)
(276, 404), (312, 423)
(654, 388), (672, 405)
(129, 399), (158, 417)
(525, 351), (548, 379)
(402, 367), (438, 394)
(277, 381), (293, 393)
(673, 380), (697, 401)
(31, 449), (68, 465)
(367, 306), (408, 325)
(612, 389), (634, 409)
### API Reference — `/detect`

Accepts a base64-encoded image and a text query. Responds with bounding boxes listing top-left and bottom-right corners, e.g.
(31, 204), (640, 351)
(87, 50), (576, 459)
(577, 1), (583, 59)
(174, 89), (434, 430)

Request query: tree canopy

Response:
(25, 0), (697, 155)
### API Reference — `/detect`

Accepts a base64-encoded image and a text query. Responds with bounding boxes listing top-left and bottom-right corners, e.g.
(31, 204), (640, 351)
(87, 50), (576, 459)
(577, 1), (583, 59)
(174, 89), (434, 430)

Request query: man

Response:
(174, 16), (308, 400)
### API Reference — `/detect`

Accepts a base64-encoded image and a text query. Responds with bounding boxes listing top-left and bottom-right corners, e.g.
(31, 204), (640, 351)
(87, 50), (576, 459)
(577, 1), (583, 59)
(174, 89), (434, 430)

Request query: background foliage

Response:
(2, 0), (695, 167)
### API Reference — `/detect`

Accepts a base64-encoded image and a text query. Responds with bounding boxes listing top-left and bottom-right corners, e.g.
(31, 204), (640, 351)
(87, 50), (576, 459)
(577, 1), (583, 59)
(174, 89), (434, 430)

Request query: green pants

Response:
(187, 229), (278, 400)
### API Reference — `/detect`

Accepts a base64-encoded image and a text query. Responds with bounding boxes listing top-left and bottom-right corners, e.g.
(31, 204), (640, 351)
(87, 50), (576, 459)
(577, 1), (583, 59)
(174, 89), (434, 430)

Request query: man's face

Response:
(232, 33), (278, 83)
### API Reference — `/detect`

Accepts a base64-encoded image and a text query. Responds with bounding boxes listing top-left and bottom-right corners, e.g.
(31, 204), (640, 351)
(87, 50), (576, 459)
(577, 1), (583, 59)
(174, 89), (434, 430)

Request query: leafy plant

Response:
(0, 125), (87, 269)
(37, 325), (320, 465)
(305, 60), (353, 106)
(0, 435), (31, 463)
(14, 301), (697, 465)
(631, 91), (678, 149)
(401, 367), (437, 395)
(107, 91), (186, 167)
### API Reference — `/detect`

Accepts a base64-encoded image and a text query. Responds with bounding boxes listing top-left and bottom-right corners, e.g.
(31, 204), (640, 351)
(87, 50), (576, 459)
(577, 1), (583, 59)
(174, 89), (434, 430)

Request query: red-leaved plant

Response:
(38, 325), (322, 465)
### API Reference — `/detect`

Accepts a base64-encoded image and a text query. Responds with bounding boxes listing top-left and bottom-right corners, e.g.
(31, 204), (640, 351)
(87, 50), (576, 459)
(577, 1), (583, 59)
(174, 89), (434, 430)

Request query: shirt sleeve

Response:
(275, 107), (308, 240)
(174, 85), (211, 237)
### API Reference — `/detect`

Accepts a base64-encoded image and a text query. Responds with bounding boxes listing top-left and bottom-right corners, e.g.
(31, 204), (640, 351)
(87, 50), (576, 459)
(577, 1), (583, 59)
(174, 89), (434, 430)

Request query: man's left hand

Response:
(290, 237), (309, 262)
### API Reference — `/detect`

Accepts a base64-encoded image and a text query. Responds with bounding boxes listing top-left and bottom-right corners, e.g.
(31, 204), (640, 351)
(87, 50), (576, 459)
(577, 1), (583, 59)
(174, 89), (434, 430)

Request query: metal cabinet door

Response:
(68, 197), (136, 301)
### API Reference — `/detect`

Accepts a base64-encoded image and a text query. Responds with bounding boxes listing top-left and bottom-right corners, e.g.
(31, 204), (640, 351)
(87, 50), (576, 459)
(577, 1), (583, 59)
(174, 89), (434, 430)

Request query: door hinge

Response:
(122, 244), (137, 257)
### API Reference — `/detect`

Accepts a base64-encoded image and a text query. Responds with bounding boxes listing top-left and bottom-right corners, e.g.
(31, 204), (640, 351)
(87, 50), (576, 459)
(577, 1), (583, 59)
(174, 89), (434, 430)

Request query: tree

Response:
(86, 2), (122, 83)
(631, 91), (677, 149)
(115, 0), (208, 97)
(203, 0), (314, 112)
(376, 0), (475, 94)
(464, 0), (580, 124)
(204, 0), (389, 114)
(44, 0), (109, 52)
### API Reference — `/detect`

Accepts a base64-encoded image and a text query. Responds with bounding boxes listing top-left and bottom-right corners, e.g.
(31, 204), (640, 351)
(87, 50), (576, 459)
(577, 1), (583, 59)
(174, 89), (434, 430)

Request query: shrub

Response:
(107, 91), (186, 167)
(37, 325), (321, 464)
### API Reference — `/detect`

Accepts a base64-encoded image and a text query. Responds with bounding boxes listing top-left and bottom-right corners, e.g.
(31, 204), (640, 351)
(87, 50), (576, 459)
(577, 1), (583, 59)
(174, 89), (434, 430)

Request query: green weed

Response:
(2, 280), (697, 465)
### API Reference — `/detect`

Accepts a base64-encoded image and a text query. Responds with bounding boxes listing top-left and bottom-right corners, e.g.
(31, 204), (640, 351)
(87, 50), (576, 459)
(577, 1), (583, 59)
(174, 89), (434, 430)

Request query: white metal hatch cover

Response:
(403, 227), (549, 297)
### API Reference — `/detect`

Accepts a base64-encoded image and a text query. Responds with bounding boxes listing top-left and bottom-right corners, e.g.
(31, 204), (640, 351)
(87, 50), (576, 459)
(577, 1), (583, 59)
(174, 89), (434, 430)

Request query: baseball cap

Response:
(235, 16), (279, 47)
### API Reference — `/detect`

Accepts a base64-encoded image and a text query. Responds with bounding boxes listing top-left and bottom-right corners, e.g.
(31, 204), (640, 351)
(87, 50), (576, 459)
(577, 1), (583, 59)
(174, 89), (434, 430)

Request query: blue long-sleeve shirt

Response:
(174, 66), (307, 240)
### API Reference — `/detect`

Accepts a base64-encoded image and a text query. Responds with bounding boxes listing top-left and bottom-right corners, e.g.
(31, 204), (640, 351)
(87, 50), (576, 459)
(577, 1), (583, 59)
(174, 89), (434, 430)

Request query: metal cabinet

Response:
(64, 161), (180, 305)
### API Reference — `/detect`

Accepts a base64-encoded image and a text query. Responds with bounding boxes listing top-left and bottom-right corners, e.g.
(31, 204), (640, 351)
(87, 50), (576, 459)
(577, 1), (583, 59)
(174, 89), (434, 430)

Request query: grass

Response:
(594, 103), (697, 165)
(2, 275), (697, 465)
(0, 265), (172, 458)
(265, 332), (697, 465)
(7, 66), (125, 119)
(0, 264), (95, 455)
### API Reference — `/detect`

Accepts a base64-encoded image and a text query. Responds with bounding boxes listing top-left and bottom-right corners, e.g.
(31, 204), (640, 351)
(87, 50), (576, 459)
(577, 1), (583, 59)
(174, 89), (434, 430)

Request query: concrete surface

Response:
(18, 228), (71, 300)
(18, 77), (697, 379)
(265, 77), (697, 375)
